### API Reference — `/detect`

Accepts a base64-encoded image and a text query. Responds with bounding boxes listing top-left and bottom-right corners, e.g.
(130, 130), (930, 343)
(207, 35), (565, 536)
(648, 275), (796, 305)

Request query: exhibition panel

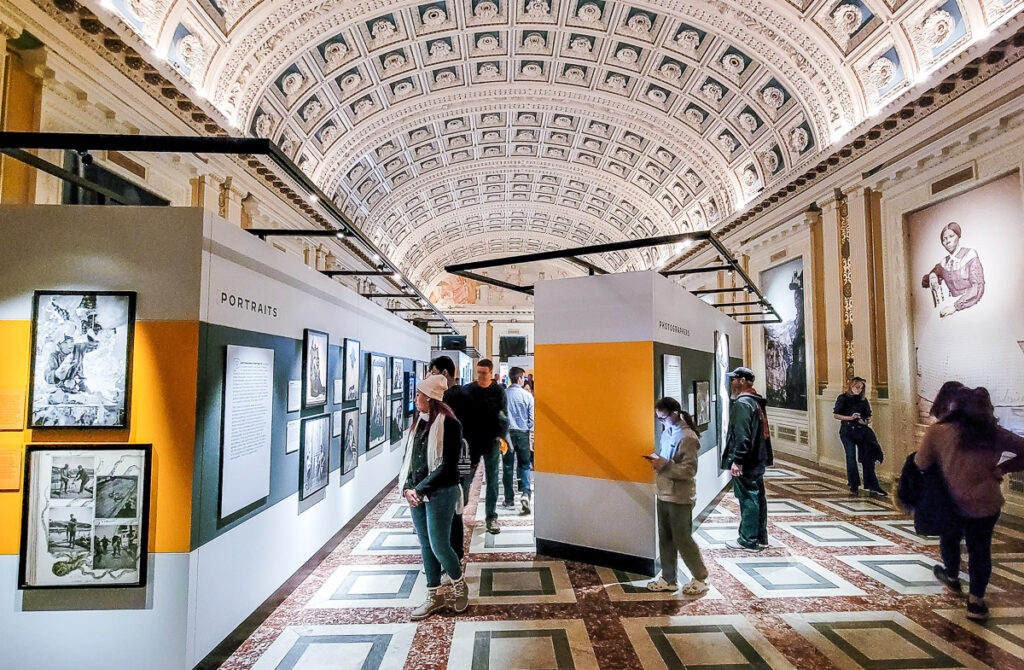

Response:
(0, 206), (428, 670)
(535, 272), (740, 575)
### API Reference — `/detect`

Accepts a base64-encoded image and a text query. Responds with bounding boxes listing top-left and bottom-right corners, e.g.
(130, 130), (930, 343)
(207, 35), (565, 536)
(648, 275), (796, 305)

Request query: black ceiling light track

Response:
(444, 230), (781, 326)
(0, 131), (457, 334)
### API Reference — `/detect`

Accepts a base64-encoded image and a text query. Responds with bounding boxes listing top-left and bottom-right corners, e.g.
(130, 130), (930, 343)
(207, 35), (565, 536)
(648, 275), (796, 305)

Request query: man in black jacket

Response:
(462, 359), (509, 534)
(720, 367), (774, 551)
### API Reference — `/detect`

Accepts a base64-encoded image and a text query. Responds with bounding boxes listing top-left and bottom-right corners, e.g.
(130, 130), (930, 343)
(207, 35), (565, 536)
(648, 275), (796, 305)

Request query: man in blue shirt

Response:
(503, 367), (535, 514)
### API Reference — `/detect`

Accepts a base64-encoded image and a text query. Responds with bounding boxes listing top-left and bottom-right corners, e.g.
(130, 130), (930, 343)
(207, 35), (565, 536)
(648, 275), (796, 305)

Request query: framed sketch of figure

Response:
(367, 353), (388, 449)
(341, 409), (359, 475)
(343, 338), (360, 403)
(714, 331), (731, 467)
(299, 415), (330, 500)
(19, 444), (150, 589)
(302, 329), (329, 409)
(389, 399), (403, 444)
(391, 357), (404, 394)
(28, 291), (136, 429)
(693, 380), (711, 428)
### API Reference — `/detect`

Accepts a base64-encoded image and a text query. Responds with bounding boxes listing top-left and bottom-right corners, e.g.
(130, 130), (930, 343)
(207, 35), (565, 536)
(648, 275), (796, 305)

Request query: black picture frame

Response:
(18, 443), (151, 590)
(299, 414), (330, 500)
(341, 408), (359, 476)
(367, 352), (388, 450)
(405, 371), (416, 414)
(27, 290), (137, 429)
(343, 338), (360, 403)
(302, 329), (329, 409)
(693, 380), (711, 429)
(390, 357), (404, 394)
(389, 399), (403, 444)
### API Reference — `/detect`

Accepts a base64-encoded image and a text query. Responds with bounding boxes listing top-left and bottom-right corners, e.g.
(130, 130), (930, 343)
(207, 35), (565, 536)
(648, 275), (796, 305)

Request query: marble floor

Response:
(217, 460), (1024, 670)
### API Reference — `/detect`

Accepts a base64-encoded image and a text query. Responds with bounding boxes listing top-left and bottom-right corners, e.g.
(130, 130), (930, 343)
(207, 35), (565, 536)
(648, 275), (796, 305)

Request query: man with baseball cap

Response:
(720, 366), (774, 551)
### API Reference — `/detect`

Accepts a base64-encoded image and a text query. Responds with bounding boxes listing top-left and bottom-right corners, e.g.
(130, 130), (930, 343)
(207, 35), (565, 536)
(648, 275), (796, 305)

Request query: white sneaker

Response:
(681, 579), (709, 596)
(646, 576), (679, 592)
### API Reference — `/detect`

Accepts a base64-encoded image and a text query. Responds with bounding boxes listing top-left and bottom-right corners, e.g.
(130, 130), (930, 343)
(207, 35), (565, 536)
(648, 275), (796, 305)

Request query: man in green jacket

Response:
(720, 367), (774, 551)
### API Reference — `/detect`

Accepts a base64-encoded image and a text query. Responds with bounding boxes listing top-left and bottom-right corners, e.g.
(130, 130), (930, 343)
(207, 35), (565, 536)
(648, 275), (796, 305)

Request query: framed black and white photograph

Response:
(406, 371), (416, 414)
(19, 444), (150, 589)
(367, 353), (387, 449)
(302, 329), (329, 409)
(343, 338), (360, 403)
(389, 399), (403, 444)
(693, 380), (711, 428)
(391, 357), (404, 394)
(341, 408), (358, 475)
(760, 257), (807, 411)
(28, 291), (136, 429)
(714, 331), (731, 465)
(299, 414), (330, 500)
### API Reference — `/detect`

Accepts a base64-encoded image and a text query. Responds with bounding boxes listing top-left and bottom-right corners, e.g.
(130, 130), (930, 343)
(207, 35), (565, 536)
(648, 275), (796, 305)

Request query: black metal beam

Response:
(247, 229), (346, 238)
(736, 319), (784, 325)
(456, 270), (535, 296)
(323, 270), (392, 276)
(0, 148), (132, 205)
(446, 231), (709, 274)
(691, 287), (747, 295)
(361, 293), (417, 298)
(726, 311), (771, 317)
(717, 300), (766, 308)
(388, 308), (433, 312)
(566, 255), (608, 275)
(661, 264), (733, 276)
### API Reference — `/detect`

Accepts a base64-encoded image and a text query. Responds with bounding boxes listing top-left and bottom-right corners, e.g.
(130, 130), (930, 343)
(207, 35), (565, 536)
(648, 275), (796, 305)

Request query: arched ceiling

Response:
(98, 0), (1023, 286)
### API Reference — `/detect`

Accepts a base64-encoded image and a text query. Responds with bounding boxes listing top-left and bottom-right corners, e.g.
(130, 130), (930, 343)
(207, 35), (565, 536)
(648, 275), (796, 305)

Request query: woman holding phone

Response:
(645, 397), (710, 595)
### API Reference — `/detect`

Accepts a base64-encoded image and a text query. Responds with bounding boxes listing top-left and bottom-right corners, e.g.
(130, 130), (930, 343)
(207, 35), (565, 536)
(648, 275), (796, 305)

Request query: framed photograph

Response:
(406, 371), (416, 414)
(19, 444), (150, 589)
(341, 408), (359, 475)
(693, 380), (711, 428)
(391, 357), (404, 394)
(760, 257), (807, 411)
(302, 329), (329, 409)
(299, 415), (330, 500)
(28, 291), (136, 428)
(389, 399), (403, 444)
(343, 338), (360, 402)
(367, 353), (388, 449)
(714, 331), (731, 466)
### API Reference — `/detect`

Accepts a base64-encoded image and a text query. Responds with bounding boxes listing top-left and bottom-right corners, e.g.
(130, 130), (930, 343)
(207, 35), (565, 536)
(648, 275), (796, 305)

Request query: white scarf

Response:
(398, 413), (463, 514)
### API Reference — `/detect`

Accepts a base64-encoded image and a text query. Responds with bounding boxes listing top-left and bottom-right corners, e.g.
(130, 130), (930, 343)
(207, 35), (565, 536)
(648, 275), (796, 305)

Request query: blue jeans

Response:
(503, 430), (533, 500)
(410, 485), (462, 588)
(733, 473), (768, 548)
(462, 439), (501, 521)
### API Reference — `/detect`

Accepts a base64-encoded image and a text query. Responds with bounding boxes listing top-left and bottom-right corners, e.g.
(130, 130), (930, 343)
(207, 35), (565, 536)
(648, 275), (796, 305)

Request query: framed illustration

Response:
(341, 408), (359, 475)
(760, 257), (807, 411)
(343, 338), (360, 403)
(28, 291), (136, 428)
(19, 444), (150, 589)
(391, 357), (404, 394)
(693, 380), (711, 428)
(367, 353), (388, 449)
(299, 414), (330, 500)
(389, 399), (403, 444)
(302, 329), (329, 409)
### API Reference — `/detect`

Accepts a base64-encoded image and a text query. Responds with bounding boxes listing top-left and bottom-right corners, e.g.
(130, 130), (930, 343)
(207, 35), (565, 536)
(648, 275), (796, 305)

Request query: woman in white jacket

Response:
(645, 397), (710, 595)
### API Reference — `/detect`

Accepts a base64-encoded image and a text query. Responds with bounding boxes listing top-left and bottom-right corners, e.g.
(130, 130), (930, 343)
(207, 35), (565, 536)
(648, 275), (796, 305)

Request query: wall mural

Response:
(760, 257), (807, 411)
(909, 172), (1024, 434)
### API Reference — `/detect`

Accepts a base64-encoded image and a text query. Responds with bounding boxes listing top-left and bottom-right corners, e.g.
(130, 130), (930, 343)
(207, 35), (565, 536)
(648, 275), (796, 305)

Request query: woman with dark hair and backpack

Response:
(916, 386), (1024, 621)
(400, 374), (470, 619)
(645, 397), (710, 596)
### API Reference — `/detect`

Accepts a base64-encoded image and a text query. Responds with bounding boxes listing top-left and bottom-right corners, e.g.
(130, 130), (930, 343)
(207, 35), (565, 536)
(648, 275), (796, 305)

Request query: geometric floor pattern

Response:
(217, 459), (1024, 669)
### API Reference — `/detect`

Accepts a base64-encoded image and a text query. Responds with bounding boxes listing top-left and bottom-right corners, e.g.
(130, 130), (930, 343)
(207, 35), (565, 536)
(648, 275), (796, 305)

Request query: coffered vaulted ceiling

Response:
(90, 0), (1022, 288)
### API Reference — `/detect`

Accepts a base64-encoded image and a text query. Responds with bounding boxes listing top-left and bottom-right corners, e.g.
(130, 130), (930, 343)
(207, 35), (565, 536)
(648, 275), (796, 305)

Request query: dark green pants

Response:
(656, 499), (708, 584)
(733, 473), (768, 548)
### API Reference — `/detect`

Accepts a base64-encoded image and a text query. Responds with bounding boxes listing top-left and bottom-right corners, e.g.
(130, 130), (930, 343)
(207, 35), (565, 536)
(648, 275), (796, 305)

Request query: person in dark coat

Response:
(720, 367), (774, 551)
(833, 377), (887, 496)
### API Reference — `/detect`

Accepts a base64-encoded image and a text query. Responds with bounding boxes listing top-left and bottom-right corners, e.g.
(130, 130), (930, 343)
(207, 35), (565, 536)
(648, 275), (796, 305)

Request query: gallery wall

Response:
(0, 206), (429, 670)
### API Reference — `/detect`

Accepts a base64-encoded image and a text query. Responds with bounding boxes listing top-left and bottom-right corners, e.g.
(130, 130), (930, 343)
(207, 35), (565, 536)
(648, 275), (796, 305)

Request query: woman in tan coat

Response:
(645, 397), (710, 595)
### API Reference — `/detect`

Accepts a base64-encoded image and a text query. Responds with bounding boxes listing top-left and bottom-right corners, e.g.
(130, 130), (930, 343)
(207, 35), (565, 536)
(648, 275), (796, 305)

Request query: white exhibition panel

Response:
(695, 449), (733, 517)
(533, 472), (657, 560)
(201, 213), (427, 360)
(0, 205), (204, 321)
(651, 271), (743, 351)
(534, 272), (656, 345)
(0, 554), (191, 670)
(187, 444), (406, 666)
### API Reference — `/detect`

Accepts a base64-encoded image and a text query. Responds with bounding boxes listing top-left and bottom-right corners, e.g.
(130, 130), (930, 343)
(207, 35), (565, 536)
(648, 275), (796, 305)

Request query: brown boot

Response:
(410, 587), (445, 620)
